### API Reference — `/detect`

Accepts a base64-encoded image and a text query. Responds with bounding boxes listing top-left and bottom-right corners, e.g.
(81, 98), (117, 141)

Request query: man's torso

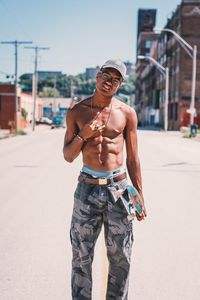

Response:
(73, 97), (129, 170)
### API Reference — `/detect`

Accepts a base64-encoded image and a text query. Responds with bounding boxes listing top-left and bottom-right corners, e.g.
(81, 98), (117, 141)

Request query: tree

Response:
(21, 108), (28, 120)
(39, 87), (60, 98)
(118, 74), (135, 95)
(19, 71), (136, 99)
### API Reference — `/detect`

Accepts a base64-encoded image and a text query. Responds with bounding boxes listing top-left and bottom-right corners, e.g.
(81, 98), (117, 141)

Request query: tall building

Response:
(135, 9), (158, 126)
(136, 9), (157, 59)
(136, 0), (200, 129)
(85, 67), (99, 80)
(124, 61), (135, 76)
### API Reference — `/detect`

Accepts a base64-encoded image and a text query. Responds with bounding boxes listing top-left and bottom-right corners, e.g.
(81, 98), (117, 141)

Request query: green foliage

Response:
(118, 74), (135, 95)
(13, 129), (27, 136)
(76, 79), (96, 95)
(116, 95), (128, 103)
(19, 76), (32, 92)
(21, 108), (28, 120)
(19, 71), (136, 98)
(39, 87), (60, 98)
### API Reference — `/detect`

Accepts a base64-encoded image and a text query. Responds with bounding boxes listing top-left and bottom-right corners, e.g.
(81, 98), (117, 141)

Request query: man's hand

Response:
(79, 113), (106, 140)
(136, 202), (147, 221)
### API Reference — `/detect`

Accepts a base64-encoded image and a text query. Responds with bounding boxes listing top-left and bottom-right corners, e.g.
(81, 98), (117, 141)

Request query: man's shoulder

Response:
(70, 97), (91, 109)
(113, 98), (136, 115)
(70, 97), (91, 112)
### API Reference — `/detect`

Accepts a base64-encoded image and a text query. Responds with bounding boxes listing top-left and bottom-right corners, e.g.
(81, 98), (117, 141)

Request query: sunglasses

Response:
(100, 71), (122, 86)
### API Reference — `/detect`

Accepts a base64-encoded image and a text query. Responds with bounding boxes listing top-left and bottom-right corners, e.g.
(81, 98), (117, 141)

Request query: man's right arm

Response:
(63, 108), (105, 162)
(63, 108), (85, 163)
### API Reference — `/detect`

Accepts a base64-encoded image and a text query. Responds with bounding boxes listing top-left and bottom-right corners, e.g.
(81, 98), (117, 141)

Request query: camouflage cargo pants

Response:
(70, 177), (134, 300)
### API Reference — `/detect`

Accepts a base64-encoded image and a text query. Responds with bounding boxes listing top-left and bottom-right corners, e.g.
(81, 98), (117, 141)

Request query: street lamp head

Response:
(137, 55), (145, 60)
(154, 27), (162, 33)
(138, 55), (166, 73)
(154, 28), (173, 35)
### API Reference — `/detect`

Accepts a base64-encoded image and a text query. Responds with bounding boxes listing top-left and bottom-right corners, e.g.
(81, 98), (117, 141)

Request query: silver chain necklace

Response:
(90, 97), (113, 127)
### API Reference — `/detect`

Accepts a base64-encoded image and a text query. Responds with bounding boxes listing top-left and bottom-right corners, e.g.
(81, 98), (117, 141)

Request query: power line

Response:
(25, 46), (50, 131)
(0, 40), (33, 129)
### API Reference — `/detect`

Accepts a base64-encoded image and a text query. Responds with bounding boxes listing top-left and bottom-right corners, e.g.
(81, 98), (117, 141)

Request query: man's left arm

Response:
(125, 107), (147, 220)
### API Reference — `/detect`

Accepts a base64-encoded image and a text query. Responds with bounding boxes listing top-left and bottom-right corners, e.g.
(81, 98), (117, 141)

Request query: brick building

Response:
(0, 84), (16, 129)
(135, 9), (159, 126)
(136, 8), (157, 58)
(136, 0), (200, 129)
(0, 84), (43, 129)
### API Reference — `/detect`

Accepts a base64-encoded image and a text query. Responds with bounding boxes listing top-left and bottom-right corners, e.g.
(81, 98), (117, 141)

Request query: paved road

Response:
(0, 128), (200, 300)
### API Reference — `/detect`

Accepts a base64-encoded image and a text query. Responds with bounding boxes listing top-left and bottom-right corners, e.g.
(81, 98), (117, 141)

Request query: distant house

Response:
(20, 92), (43, 124)
(0, 84), (16, 129)
(0, 84), (42, 129)
(41, 97), (72, 119)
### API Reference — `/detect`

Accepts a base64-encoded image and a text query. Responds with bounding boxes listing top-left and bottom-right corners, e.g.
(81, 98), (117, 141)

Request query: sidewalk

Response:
(139, 127), (200, 142)
(0, 129), (10, 139)
(0, 125), (52, 140)
(1, 126), (199, 142)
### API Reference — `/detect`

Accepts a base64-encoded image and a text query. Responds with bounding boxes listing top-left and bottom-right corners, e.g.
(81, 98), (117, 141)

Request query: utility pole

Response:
(0, 40), (33, 130)
(53, 76), (57, 115)
(25, 46), (50, 131)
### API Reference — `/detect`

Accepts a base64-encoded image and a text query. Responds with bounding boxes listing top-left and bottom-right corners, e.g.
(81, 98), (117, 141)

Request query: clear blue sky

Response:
(0, 0), (181, 80)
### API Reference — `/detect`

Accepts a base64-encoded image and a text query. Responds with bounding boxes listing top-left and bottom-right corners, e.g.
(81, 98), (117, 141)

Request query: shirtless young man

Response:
(63, 59), (147, 300)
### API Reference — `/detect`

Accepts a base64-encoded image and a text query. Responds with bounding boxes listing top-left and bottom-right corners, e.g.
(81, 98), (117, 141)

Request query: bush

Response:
(13, 129), (27, 136)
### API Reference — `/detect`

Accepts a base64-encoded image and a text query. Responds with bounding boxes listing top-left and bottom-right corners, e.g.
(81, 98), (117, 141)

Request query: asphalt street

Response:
(0, 127), (200, 300)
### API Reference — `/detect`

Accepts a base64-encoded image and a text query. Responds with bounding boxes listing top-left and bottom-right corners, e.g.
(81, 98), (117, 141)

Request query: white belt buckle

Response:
(98, 178), (107, 185)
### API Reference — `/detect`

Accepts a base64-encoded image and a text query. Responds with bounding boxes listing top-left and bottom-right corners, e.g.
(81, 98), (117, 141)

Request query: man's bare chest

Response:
(76, 106), (126, 135)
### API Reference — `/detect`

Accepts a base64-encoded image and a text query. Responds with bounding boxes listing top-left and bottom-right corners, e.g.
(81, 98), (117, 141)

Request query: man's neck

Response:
(92, 90), (113, 108)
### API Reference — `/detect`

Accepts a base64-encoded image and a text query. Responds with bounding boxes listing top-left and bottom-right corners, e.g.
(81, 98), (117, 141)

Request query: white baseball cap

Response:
(100, 59), (127, 80)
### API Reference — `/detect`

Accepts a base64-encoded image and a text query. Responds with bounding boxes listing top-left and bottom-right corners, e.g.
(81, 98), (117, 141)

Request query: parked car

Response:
(51, 115), (65, 129)
(36, 117), (53, 125)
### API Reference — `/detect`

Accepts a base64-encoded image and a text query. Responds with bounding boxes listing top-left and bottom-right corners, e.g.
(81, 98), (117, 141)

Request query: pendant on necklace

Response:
(91, 98), (112, 128)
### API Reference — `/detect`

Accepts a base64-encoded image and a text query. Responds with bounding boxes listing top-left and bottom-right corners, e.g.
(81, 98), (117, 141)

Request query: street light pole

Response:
(138, 55), (169, 131)
(191, 45), (197, 125)
(165, 67), (169, 132)
(32, 47), (38, 132)
(14, 41), (18, 130)
(155, 28), (197, 125)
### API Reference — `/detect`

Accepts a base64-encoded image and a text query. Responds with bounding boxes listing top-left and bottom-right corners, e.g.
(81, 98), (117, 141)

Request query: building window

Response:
(145, 52), (150, 57)
(169, 103), (173, 120)
(144, 13), (151, 24)
(175, 103), (178, 121)
(155, 90), (160, 108)
(145, 40), (153, 49)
